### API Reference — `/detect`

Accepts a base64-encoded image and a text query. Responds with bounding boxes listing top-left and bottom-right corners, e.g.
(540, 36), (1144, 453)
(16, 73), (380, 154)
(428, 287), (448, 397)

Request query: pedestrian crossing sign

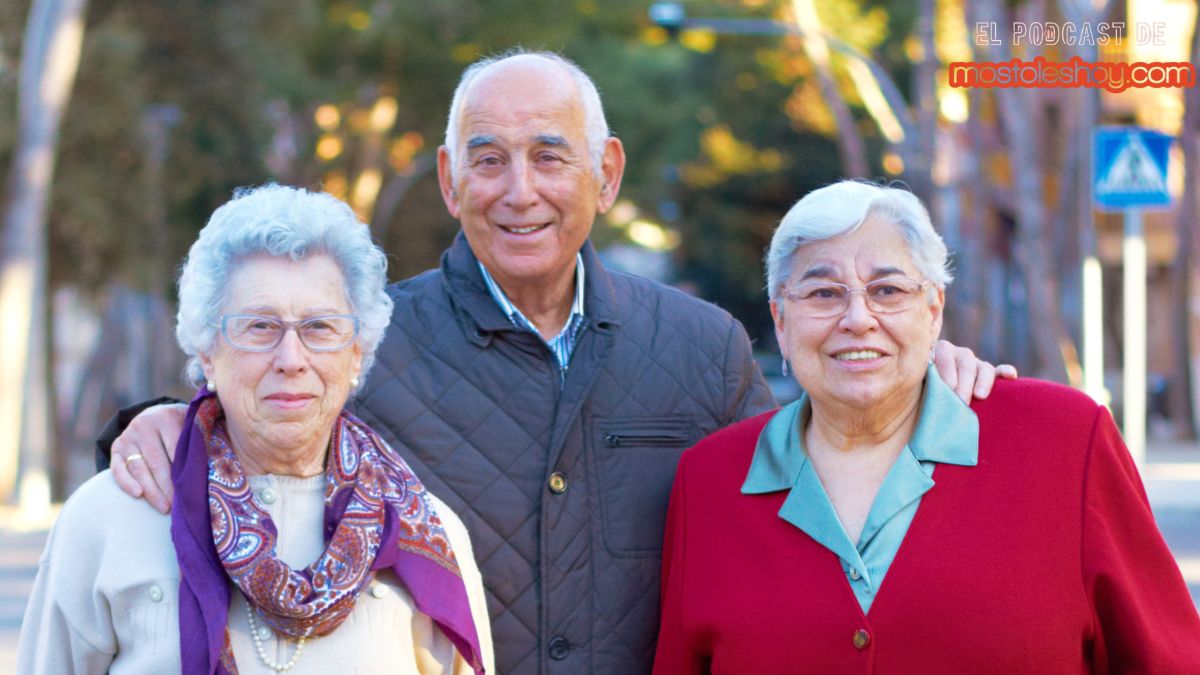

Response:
(1093, 127), (1172, 210)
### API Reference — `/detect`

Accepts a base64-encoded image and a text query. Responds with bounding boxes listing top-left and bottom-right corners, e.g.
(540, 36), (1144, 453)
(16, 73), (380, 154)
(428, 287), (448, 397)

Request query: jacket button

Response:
(852, 628), (871, 650)
(548, 472), (567, 494)
(547, 635), (570, 660)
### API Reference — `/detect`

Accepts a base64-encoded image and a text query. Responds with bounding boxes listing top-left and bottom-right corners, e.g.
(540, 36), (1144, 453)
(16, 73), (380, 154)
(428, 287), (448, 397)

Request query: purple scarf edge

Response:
(171, 387), (232, 675)
(170, 387), (484, 674)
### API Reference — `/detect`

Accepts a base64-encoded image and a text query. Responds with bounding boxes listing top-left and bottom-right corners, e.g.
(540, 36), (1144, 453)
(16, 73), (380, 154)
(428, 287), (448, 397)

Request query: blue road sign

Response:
(1093, 127), (1172, 210)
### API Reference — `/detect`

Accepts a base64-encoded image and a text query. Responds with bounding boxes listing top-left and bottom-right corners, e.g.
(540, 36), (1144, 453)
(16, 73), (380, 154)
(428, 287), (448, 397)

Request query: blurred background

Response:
(1, 1), (1199, 666)
(0, 0), (1198, 507)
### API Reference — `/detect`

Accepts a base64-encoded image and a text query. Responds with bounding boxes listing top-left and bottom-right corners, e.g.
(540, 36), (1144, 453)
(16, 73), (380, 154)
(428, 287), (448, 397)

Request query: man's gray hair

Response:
(443, 48), (610, 180)
(765, 180), (953, 302)
(175, 184), (393, 388)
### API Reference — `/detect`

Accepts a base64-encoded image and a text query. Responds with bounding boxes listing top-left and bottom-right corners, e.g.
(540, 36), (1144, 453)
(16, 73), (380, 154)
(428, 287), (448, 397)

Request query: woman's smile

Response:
(830, 348), (888, 370)
(262, 392), (317, 411)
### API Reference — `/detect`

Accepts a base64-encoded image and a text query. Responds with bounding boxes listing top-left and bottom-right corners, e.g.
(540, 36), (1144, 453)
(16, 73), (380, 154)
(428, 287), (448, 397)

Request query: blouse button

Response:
(148, 585), (164, 602)
(848, 567), (861, 581)
(257, 625), (273, 641)
(371, 583), (388, 599)
(852, 629), (871, 650)
(259, 487), (278, 505)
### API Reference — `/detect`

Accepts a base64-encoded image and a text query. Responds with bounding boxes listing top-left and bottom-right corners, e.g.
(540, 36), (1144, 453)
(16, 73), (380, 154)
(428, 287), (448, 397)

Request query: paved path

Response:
(1143, 443), (1200, 607)
(0, 449), (1197, 671)
(0, 526), (51, 672)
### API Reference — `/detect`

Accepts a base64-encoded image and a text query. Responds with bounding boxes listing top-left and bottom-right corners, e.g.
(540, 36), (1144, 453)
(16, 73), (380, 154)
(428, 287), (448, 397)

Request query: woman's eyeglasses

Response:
(220, 315), (359, 352)
(781, 276), (930, 318)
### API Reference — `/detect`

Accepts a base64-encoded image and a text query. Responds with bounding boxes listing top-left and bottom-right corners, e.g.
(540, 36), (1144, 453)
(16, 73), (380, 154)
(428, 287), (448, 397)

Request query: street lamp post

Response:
(650, 2), (795, 36)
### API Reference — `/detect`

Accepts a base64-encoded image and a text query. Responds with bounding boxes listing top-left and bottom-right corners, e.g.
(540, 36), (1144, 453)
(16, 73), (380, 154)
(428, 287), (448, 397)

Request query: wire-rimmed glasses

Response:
(781, 276), (931, 318)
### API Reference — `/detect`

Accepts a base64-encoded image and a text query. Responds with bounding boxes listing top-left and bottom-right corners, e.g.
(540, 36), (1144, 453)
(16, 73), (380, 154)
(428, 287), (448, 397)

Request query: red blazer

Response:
(653, 379), (1200, 674)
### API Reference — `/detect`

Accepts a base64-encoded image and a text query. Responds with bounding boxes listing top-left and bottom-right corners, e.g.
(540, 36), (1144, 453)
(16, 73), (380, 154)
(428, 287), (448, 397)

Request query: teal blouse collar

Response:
(742, 365), (979, 495)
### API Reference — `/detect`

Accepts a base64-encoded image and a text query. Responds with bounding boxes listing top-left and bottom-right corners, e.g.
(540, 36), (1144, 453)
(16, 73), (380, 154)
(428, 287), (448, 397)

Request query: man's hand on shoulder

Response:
(932, 339), (1018, 403)
(111, 403), (187, 513)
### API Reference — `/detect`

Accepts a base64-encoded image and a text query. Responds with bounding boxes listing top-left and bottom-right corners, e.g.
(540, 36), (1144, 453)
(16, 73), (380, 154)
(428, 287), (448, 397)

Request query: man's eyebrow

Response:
(466, 135), (497, 150)
(535, 134), (568, 147)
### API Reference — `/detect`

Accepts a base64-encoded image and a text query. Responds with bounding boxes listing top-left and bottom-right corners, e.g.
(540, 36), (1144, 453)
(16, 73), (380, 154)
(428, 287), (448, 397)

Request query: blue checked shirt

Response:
(478, 253), (587, 381)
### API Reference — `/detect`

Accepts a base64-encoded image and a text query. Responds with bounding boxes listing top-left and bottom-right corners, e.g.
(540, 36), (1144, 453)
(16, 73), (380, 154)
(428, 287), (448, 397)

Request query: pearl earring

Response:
(206, 381), (216, 392)
(351, 376), (360, 388)
(781, 357), (789, 378)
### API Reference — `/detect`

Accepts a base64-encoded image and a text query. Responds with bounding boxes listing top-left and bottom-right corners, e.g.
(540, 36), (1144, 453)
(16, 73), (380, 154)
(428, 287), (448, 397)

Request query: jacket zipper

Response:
(603, 433), (690, 448)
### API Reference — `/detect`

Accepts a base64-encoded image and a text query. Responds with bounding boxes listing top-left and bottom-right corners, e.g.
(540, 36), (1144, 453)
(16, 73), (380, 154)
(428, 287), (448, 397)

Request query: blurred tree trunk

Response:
(908, 0), (937, 205)
(0, 0), (89, 506)
(370, 153), (436, 241)
(788, 2), (932, 199)
(1058, 0), (1111, 398)
(1166, 11), (1200, 439)
(973, 0), (1075, 382)
(790, 0), (868, 178)
(951, 86), (990, 353)
(61, 291), (124, 496)
(139, 105), (182, 399)
(998, 89), (1071, 381)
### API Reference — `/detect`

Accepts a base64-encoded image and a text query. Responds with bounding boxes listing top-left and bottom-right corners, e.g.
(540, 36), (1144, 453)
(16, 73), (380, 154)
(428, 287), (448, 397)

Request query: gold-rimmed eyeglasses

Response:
(220, 314), (359, 352)
(781, 276), (931, 318)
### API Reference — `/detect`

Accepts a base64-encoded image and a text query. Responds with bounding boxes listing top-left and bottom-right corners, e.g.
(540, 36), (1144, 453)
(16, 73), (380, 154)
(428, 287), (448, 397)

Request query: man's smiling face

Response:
(438, 56), (618, 295)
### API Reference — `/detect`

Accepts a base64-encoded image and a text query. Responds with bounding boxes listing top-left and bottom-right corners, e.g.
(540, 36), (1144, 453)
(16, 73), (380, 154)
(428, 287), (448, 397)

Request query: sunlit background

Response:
(0, 6), (1197, 660)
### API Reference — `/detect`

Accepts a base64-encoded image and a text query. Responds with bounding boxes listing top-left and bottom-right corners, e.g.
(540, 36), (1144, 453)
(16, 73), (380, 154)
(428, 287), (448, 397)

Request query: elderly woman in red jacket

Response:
(653, 180), (1200, 674)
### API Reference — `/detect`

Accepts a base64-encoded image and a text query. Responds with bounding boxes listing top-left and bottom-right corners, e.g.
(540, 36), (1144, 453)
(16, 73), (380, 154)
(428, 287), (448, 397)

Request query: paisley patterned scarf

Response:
(170, 388), (484, 674)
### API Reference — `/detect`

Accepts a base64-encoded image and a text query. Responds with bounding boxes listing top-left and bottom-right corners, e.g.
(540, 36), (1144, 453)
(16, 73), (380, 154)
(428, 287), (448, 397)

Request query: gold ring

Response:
(124, 453), (145, 465)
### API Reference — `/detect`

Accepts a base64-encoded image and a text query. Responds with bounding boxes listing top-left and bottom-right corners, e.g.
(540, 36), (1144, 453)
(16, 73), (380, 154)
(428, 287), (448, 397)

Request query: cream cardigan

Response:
(17, 471), (494, 674)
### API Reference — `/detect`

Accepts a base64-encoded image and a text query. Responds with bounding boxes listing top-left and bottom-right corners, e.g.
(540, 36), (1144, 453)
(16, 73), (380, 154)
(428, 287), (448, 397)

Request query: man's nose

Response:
(503, 158), (538, 209)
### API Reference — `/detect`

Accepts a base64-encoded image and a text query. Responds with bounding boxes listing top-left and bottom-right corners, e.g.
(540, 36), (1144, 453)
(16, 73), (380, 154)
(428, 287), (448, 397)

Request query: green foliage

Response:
(14, 0), (875, 348)
(0, 0), (31, 194)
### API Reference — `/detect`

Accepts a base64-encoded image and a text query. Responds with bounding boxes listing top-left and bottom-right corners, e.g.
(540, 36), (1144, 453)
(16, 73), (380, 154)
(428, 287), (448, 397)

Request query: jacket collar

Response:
(742, 365), (979, 494)
(440, 231), (622, 343)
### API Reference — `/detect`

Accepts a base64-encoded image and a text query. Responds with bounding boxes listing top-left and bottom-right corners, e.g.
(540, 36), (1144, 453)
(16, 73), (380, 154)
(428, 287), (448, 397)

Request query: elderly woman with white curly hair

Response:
(653, 180), (1200, 674)
(18, 184), (493, 674)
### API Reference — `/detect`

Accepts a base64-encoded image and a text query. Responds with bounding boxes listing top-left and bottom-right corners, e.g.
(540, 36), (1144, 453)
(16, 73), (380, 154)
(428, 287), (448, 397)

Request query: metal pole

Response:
(1082, 256), (1108, 405)
(1122, 208), (1146, 467)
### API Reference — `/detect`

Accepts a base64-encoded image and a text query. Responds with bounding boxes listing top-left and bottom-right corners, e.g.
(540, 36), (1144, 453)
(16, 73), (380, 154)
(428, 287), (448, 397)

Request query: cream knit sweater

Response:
(17, 471), (494, 674)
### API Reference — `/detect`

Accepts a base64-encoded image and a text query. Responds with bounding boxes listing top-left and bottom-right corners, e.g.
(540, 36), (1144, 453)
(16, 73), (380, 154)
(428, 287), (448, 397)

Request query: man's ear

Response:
(436, 146), (461, 219)
(595, 137), (626, 214)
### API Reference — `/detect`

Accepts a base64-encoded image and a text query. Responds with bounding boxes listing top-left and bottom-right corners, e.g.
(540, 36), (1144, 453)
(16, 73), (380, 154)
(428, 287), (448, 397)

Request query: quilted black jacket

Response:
(356, 233), (775, 674)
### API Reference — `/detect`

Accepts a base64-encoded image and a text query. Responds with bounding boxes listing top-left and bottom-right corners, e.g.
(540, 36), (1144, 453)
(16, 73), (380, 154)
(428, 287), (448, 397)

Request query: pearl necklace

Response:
(245, 602), (307, 672)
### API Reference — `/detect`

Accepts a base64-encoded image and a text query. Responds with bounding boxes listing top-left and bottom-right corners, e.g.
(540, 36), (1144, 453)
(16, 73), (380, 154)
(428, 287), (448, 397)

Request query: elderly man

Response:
(102, 50), (1011, 674)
